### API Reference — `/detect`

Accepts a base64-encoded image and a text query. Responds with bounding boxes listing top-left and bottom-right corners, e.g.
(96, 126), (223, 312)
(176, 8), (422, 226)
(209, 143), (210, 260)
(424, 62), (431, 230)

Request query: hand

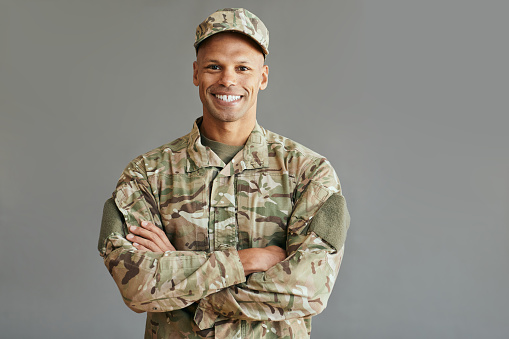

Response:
(126, 221), (176, 252)
(238, 246), (286, 276)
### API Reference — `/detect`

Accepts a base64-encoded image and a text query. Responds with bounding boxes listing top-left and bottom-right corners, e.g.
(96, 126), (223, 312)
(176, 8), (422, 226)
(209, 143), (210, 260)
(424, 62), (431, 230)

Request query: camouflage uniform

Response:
(100, 118), (350, 338)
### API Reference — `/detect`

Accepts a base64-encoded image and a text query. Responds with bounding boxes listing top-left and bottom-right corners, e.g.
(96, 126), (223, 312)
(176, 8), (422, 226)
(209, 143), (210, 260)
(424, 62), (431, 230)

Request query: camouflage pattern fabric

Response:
(194, 8), (269, 56)
(100, 118), (349, 338)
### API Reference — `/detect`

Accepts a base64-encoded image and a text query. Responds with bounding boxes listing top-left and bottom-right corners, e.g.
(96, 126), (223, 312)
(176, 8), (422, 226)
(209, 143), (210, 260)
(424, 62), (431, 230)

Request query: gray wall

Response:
(1, 0), (508, 338)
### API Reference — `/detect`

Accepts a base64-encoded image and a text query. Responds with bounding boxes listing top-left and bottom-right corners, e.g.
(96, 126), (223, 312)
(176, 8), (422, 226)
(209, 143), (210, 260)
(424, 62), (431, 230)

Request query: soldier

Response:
(98, 8), (350, 338)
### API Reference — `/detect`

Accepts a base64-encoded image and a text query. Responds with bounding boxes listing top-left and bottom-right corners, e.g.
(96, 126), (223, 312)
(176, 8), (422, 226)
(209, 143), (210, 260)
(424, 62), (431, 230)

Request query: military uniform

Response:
(99, 118), (349, 338)
(100, 8), (350, 338)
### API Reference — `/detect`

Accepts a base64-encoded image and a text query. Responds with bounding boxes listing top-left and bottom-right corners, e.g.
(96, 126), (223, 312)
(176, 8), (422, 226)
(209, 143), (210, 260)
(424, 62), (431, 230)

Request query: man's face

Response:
(193, 32), (268, 125)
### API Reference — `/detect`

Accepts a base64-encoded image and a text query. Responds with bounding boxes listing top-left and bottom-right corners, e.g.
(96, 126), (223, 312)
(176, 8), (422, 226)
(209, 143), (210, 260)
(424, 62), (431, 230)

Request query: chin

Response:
(210, 111), (246, 123)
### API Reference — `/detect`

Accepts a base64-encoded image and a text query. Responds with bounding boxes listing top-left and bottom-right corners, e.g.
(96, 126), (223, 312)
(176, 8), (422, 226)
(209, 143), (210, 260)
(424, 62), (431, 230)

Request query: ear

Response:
(259, 64), (269, 90)
(193, 61), (199, 87)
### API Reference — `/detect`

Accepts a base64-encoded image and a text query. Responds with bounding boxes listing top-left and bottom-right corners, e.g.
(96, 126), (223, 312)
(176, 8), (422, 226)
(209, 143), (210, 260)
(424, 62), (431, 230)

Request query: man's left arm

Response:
(194, 160), (350, 329)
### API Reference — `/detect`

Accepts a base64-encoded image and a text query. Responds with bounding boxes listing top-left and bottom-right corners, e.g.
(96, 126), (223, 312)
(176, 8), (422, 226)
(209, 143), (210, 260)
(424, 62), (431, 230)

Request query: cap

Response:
(194, 8), (269, 56)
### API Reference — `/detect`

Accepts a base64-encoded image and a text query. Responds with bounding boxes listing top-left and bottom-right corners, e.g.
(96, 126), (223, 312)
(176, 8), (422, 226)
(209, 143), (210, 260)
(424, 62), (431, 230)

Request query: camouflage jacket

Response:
(100, 118), (350, 338)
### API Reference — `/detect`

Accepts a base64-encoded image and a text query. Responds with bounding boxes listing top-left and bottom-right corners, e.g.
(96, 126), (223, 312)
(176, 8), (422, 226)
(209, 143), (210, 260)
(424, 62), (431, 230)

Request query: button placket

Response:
(210, 174), (238, 250)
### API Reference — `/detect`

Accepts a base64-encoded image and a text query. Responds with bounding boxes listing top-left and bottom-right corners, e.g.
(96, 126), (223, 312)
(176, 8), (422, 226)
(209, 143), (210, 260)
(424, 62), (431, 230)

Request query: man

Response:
(98, 8), (350, 338)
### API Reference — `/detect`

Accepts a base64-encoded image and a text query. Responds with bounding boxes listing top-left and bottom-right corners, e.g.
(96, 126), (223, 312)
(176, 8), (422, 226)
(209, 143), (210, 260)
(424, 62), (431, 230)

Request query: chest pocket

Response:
(158, 173), (209, 251)
(236, 172), (295, 249)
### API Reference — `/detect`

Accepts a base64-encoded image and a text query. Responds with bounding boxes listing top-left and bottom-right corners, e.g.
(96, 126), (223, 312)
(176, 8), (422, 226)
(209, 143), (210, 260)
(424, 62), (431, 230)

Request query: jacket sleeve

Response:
(99, 160), (246, 314)
(194, 159), (350, 329)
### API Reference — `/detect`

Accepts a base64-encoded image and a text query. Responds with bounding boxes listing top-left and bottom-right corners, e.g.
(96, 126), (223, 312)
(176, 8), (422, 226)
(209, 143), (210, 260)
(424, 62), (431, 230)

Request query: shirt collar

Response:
(186, 117), (268, 173)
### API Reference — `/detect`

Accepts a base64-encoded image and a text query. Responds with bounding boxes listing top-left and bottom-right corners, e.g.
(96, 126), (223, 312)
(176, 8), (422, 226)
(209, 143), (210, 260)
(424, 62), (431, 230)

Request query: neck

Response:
(200, 115), (255, 146)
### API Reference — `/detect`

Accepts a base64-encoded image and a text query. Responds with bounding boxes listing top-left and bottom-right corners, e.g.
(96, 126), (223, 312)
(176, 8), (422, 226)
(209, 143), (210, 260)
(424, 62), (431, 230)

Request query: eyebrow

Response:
(204, 59), (251, 64)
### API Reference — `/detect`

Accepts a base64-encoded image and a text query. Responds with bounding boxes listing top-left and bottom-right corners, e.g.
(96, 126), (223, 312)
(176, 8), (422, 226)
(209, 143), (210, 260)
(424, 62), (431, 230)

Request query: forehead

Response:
(196, 32), (264, 63)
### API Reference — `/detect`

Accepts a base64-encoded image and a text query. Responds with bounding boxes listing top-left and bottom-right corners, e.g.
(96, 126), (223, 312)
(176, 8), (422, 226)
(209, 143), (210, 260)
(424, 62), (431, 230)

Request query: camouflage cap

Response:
(194, 8), (269, 56)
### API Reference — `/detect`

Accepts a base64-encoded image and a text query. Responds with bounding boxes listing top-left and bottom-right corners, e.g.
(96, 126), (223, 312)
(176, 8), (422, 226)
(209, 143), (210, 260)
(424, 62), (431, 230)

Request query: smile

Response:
(214, 94), (242, 102)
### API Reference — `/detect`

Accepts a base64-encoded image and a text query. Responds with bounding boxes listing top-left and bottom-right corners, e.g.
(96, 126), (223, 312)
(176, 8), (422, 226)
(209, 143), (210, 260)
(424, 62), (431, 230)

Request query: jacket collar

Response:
(186, 117), (268, 173)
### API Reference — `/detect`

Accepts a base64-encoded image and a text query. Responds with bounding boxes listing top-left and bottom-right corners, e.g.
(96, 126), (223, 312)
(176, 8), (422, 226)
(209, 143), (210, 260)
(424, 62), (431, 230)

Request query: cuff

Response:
(215, 247), (246, 288)
(194, 298), (218, 330)
(194, 248), (245, 330)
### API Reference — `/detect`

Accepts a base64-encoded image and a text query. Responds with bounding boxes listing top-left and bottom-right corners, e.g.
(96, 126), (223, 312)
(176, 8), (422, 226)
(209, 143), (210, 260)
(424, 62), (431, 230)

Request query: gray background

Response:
(1, 0), (508, 338)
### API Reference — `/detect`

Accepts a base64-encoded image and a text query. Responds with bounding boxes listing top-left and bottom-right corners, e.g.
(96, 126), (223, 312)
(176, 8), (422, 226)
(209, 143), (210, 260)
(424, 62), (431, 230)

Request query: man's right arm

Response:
(99, 196), (246, 314)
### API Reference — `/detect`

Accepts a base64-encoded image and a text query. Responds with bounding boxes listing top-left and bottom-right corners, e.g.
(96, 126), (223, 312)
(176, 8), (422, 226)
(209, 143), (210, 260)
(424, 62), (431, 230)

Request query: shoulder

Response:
(263, 127), (330, 168)
(262, 127), (322, 157)
(124, 131), (192, 175)
(261, 127), (341, 192)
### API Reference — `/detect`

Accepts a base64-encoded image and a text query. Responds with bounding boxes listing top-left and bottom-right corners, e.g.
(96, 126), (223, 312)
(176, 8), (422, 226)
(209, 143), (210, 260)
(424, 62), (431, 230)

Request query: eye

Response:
(237, 66), (249, 71)
(206, 65), (220, 70)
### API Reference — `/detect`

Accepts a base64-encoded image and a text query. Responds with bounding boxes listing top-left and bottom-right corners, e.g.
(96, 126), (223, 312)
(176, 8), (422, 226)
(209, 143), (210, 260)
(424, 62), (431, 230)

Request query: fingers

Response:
(127, 231), (163, 252)
(136, 222), (167, 249)
(126, 221), (176, 252)
(133, 243), (150, 251)
(141, 221), (176, 251)
(238, 246), (287, 275)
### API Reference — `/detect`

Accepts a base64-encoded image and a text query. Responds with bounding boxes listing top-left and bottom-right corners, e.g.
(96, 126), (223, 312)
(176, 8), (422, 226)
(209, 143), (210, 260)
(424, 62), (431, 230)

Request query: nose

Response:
(218, 68), (236, 87)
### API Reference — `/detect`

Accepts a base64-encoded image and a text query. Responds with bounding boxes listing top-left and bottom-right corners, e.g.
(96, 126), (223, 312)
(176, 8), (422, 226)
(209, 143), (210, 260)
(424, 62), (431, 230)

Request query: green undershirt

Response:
(199, 133), (244, 165)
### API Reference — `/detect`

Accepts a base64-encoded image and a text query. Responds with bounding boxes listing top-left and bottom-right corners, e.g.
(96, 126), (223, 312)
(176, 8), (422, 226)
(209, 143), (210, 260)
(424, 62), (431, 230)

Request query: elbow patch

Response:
(308, 193), (350, 250)
(98, 197), (126, 253)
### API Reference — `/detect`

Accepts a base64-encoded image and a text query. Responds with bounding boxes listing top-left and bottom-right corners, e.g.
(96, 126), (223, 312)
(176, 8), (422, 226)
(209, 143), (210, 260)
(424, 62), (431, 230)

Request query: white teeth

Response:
(215, 94), (241, 102)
